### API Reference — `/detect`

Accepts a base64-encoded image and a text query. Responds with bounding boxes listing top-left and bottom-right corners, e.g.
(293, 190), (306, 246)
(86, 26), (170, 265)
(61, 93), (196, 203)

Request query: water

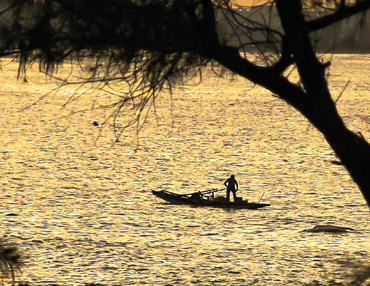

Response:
(1, 55), (370, 285)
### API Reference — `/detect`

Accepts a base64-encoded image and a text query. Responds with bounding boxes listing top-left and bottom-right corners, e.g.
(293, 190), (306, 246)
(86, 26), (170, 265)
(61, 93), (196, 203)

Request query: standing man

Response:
(224, 175), (238, 202)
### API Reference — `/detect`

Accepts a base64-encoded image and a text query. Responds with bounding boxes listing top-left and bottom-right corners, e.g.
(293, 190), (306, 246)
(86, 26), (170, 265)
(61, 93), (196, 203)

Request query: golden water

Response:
(1, 55), (370, 285)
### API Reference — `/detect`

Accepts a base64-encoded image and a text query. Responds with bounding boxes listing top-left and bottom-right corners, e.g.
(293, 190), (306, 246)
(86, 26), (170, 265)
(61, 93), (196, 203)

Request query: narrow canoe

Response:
(152, 190), (270, 209)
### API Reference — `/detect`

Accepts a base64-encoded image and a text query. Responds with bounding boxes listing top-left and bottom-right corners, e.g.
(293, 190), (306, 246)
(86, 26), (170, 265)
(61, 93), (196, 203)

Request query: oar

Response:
(203, 188), (226, 199)
(258, 192), (265, 203)
(202, 188), (225, 195)
(179, 188), (225, 197)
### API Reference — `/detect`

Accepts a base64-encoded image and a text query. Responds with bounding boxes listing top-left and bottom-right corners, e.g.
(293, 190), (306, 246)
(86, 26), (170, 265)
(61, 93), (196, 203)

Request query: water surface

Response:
(1, 55), (370, 285)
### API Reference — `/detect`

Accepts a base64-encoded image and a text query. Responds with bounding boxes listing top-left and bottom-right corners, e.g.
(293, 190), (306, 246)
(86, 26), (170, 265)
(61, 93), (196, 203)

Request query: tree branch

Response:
(269, 36), (295, 75)
(307, 0), (370, 32)
(211, 45), (308, 110)
(276, 0), (328, 97)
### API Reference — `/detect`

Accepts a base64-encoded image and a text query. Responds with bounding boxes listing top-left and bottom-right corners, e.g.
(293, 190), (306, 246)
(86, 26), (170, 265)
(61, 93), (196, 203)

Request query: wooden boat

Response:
(152, 190), (270, 209)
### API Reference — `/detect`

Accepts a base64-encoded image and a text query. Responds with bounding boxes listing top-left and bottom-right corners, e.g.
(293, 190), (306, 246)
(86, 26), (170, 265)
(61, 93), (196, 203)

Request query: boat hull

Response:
(152, 190), (270, 209)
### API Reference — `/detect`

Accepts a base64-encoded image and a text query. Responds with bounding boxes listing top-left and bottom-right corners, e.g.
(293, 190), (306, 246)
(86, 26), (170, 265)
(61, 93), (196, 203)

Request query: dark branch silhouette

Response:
(307, 0), (370, 32)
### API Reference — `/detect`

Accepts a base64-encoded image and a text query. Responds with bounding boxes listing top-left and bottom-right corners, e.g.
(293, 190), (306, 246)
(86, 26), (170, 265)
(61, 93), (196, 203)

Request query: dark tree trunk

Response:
(275, 0), (370, 206)
(305, 98), (370, 207)
(212, 0), (370, 208)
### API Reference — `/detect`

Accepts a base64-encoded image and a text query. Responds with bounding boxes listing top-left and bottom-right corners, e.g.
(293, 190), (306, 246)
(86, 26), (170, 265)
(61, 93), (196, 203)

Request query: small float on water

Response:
(151, 189), (270, 209)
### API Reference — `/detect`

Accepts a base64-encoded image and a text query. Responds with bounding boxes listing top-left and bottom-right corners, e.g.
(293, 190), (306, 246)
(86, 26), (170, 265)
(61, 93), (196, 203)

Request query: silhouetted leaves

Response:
(0, 239), (22, 283)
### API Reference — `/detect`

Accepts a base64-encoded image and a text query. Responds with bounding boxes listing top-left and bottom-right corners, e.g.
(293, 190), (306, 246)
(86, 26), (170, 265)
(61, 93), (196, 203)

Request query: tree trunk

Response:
(329, 132), (370, 207)
(302, 91), (370, 207)
(212, 0), (370, 208)
(275, 0), (370, 207)
(213, 43), (370, 207)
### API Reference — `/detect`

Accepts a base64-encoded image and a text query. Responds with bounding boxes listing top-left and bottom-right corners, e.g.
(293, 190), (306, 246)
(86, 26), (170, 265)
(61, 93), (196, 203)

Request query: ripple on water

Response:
(1, 58), (370, 285)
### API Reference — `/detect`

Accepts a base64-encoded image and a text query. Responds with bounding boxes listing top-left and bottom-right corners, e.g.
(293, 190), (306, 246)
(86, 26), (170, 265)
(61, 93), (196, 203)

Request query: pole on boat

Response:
(180, 188), (225, 197)
(258, 192), (265, 203)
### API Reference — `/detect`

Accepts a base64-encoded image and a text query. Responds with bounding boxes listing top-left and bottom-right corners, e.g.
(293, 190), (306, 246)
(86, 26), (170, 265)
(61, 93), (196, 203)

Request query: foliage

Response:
(0, 238), (22, 284)
(0, 0), (229, 130)
(0, 0), (369, 113)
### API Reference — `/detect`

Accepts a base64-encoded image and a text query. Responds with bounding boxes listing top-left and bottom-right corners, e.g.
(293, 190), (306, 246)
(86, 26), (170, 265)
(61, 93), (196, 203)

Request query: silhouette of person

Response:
(224, 175), (238, 202)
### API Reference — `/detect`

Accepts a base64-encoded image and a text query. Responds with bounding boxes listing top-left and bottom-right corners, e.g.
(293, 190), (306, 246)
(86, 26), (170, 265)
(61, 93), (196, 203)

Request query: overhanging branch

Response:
(307, 0), (370, 32)
(211, 45), (308, 110)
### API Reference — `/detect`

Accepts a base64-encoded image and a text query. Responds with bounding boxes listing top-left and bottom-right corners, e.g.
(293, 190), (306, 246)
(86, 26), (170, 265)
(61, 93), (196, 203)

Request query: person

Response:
(224, 175), (238, 202)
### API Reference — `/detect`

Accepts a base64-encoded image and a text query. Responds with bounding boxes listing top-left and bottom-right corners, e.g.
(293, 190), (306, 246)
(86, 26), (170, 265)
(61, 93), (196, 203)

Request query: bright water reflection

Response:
(1, 55), (370, 285)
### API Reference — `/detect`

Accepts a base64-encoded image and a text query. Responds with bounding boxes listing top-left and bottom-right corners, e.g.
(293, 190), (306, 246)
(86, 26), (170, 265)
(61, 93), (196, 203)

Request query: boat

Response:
(151, 189), (270, 209)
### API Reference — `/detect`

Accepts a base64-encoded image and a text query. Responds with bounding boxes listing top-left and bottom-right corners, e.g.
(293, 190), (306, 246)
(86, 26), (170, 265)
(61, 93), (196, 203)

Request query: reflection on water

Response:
(1, 55), (370, 285)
